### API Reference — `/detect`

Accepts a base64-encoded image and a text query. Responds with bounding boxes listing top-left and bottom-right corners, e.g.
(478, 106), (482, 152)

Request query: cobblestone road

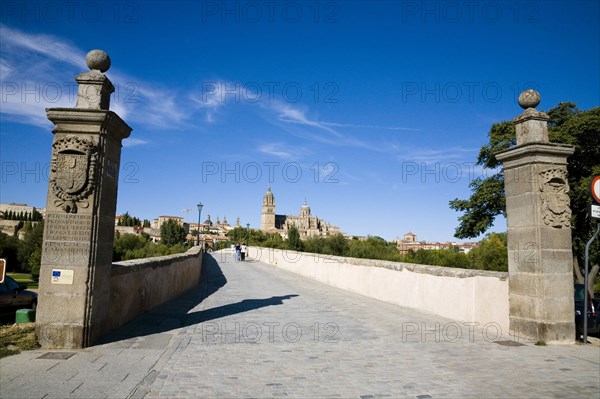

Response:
(141, 251), (600, 398)
(1, 251), (599, 398)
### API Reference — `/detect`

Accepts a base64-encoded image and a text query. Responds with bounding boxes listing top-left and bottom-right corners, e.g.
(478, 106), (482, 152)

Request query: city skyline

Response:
(1, 1), (598, 242)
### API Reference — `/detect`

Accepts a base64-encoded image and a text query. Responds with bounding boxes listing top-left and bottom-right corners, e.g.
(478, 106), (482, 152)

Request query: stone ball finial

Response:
(518, 89), (541, 109)
(85, 50), (111, 72)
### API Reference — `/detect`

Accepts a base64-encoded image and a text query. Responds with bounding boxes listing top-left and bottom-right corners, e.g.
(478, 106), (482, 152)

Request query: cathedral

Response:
(260, 186), (341, 238)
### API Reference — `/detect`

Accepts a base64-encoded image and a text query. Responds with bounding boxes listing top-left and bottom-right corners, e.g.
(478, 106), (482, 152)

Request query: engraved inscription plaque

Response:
(45, 213), (93, 242)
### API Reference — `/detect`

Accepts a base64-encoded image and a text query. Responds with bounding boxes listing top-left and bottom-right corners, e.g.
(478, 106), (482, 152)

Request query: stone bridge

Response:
(2, 252), (598, 398)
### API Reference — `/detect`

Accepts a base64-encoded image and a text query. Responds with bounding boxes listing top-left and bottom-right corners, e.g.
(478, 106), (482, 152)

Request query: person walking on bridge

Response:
(235, 243), (241, 262)
(241, 243), (247, 261)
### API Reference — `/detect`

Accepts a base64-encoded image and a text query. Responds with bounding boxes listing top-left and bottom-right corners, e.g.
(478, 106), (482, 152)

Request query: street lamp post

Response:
(197, 203), (203, 247)
(246, 223), (250, 243)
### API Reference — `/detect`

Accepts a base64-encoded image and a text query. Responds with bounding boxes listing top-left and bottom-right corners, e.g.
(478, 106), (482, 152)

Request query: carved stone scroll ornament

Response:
(539, 168), (571, 228)
(50, 137), (98, 213)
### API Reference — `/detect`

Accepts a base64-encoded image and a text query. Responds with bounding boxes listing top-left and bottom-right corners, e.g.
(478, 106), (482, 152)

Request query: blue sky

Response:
(1, 1), (599, 242)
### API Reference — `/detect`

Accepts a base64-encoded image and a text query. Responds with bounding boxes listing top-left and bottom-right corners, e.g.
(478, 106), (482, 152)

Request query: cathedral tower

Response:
(300, 199), (311, 218)
(261, 186), (276, 230)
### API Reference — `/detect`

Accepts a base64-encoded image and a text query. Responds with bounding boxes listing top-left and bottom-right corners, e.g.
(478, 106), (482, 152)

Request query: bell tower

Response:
(261, 186), (276, 231)
(300, 199), (311, 218)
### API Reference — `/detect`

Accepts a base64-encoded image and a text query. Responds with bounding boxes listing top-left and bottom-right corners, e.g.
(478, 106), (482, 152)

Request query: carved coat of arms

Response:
(539, 168), (571, 228)
(50, 137), (98, 213)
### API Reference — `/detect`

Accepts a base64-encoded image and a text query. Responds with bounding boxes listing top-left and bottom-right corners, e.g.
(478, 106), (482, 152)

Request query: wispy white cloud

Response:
(189, 82), (229, 124)
(123, 138), (149, 148)
(0, 59), (13, 79)
(257, 143), (306, 159)
(0, 24), (85, 69)
(320, 121), (419, 131)
(395, 146), (478, 163)
(0, 24), (223, 134)
(269, 101), (342, 138)
(0, 24), (418, 156)
(261, 101), (420, 154)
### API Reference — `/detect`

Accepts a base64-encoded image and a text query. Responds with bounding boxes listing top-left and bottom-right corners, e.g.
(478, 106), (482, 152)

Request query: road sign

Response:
(592, 175), (600, 204)
(0, 259), (5, 283)
(592, 204), (600, 220)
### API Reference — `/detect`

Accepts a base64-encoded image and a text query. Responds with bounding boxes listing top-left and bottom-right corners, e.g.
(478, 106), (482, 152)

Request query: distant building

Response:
(260, 186), (341, 238)
(0, 203), (44, 236)
(151, 216), (184, 230)
(114, 211), (245, 247)
(396, 232), (478, 254)
(0, 203), (44, 218)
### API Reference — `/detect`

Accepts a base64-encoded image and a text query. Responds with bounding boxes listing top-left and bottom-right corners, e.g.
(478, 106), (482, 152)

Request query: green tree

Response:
(29, 247), (42, 280)
(226, 227), (249, 244)
(17, 221), (44, 276)
(113, 233), (147, 261)
(325, 233), (349, 256)
(160, 219), (186, 247)
(32, 209), (43, 221)
(467, 232), (508, 272)
(347, 236), (400, 261)
(261, 232), (285, 249)
(0, 232), (22, 271)
(450, 103), (600, 268)
(304, 236), (325, 254)
(286, 225), (303, 251)
(21, 221), (32, 234)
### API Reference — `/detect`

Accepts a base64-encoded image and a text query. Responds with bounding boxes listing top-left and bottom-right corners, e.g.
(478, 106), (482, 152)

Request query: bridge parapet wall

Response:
(248, 246), (509, 331)
(107, 247), (202, 332)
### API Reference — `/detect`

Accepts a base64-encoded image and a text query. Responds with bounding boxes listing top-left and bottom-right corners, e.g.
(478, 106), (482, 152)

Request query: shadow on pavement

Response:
(97, 253), (228, 345)
(186, 294), (299, 325)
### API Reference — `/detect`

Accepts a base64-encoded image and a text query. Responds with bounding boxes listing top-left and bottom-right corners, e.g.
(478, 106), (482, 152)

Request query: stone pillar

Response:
(36, 50), (132, 348)
(495, 90), (575, 344)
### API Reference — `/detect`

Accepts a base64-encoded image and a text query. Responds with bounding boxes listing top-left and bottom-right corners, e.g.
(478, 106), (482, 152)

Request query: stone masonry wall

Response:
(107, 247), (202, 332)
(246, 246), (509, 331)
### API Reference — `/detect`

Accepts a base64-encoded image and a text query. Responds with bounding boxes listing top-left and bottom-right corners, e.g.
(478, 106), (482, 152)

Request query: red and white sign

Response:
(592, 175), (600, 204)
(592, 204), (600, 220)
(0, 259), (5, 284)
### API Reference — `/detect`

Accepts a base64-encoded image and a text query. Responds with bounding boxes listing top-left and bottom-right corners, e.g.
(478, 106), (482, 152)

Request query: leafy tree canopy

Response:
(286, 225), (303, 251)
(160, 219), (186, 247)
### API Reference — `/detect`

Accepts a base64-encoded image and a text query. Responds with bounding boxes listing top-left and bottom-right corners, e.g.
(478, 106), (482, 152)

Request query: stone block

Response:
(509, 293), (541, 319)
(36, 294), (87, 324)
(515, 118), (549, 145)
(542, 321), (576, 343)
(504, 166), (538, 197)
(541, 297), (575, 323)
(540, 274), (575, 300)
(505, 194), (537, 228)
(509, 274), (541, 296)
(507, 248), (539, 273)
(509, 317), (543, 342)
(510, 317), (575, 343)
(506, 226), (538, 248)
(36, 322), (85, 349)
(539, 249), (573, 274)
(539, 227), (573, 250)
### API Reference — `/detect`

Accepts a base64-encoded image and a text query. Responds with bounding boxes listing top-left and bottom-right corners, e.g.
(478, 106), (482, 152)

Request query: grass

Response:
(0, 323), (39, 359)
(6, 273), (38, 289)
